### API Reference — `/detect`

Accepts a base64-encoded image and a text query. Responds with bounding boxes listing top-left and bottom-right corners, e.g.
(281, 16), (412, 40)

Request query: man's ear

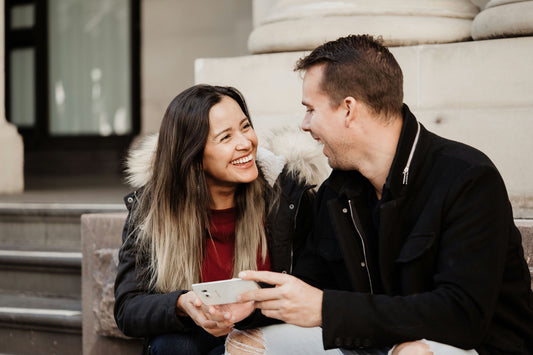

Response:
(344, 96), (357, 127)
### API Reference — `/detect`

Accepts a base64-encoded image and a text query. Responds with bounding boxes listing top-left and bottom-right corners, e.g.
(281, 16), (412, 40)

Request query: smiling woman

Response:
(203, 96), (259, 209)
(113, 84), (319, 355)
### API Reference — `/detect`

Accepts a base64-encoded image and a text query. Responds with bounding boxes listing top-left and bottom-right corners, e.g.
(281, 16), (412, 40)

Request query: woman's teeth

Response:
(231, 154), (253, 165)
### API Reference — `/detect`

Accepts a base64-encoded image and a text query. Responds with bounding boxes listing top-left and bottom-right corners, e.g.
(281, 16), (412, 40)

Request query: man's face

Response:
(301, 64), (351, 170)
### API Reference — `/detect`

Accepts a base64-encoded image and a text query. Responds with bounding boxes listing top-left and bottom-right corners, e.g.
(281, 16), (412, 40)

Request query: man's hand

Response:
(237, 270), (323, 327)
(176, 291), (233, 337)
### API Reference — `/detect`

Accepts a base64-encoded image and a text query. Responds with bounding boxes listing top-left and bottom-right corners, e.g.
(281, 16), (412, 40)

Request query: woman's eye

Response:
(220, 134), (230, 142)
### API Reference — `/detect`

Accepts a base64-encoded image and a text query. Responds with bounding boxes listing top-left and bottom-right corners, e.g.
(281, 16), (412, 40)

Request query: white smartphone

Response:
(191, 278), (260, 305)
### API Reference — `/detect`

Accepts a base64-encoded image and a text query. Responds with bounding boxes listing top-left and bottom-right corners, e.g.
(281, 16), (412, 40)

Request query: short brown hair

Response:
(295, 34), (403, 120)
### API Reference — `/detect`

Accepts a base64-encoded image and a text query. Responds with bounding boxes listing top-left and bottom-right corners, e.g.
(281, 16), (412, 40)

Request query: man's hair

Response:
(295, 34), (404, 120)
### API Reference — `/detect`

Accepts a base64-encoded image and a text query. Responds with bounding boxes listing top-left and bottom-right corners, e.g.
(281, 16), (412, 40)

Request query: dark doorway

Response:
(4, 0), (140, 183)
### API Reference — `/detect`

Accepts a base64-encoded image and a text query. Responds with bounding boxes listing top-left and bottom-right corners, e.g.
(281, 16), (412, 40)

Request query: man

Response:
(228, 35), (533, 354)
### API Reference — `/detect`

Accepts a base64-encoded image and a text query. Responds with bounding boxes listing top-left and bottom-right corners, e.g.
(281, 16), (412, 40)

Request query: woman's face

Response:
(203, 96), (258, 191)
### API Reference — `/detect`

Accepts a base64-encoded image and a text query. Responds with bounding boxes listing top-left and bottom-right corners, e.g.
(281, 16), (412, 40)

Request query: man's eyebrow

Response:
(302, 99), (311, 107)
(213, 117), (249, 139)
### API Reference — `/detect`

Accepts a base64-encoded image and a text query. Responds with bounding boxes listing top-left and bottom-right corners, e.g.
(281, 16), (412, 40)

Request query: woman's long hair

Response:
(131, 85), (270, 292)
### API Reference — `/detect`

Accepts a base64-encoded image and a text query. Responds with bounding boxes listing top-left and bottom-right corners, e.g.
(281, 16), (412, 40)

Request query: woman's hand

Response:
(202, 301), (256, 324)
(176, 291), (234, 337)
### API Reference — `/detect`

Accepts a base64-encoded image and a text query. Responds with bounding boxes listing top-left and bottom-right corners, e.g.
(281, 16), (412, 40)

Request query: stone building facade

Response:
(1, 0), (532, 217)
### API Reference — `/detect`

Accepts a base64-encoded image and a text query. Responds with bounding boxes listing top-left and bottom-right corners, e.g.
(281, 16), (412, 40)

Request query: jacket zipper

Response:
(288, 185), (315, 274)
(348, 199), (374, 294)
(402, 121), (421, 185)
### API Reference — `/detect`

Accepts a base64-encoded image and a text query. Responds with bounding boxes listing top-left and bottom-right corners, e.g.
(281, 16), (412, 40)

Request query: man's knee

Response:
(225, 329), (266, 355)
(392, 340), (432, 355)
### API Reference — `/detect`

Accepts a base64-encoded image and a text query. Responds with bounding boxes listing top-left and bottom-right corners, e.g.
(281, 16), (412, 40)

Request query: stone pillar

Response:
(0, 0), (25, 193)
(249, 0), (479, 53)
(471, 0), (533, 40)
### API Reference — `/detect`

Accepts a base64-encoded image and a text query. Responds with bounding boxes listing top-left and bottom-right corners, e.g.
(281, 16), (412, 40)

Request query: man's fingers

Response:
(238, 270), (291, 286)
(254, 299), (280, 311)
(260, 308), (283, 321)
(237, 287), (282, 303)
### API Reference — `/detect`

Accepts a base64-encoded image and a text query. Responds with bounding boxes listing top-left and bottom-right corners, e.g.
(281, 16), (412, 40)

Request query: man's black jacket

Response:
(295, 105), (533, 354)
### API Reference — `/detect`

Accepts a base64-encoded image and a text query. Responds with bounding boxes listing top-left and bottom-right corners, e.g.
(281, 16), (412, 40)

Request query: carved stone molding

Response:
(471, 0), (533, 40)
(249, 0), (479, 53)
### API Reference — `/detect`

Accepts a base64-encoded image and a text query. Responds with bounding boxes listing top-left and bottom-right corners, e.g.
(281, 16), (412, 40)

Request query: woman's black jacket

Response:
(113, 167), (315, 338)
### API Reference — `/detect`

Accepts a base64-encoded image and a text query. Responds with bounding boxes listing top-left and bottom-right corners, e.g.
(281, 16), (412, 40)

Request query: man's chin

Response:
(326, 157), (337, 170)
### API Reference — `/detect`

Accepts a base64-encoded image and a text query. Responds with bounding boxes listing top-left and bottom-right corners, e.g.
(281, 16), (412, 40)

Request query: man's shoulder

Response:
(425, 130), (497, 173)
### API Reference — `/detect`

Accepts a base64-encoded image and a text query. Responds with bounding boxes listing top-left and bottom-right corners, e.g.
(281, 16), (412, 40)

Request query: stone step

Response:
(0, 250), (82, 298)
(0, 202), (125, 252)
(0, 293), (81, 355)
(515, 219), (533, 286)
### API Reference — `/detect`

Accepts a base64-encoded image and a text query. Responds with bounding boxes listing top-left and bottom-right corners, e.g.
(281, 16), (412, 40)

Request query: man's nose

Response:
(302, 114), (311, 132)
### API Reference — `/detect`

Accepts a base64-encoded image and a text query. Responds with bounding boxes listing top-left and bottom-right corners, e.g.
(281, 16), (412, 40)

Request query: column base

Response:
(0, 121), (24, 193)
(249, 15), (474, 53)
(472, 0), (533, 40)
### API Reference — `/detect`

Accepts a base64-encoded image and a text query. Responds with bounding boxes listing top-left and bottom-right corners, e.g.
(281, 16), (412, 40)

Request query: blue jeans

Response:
(148, 328), (225, 355)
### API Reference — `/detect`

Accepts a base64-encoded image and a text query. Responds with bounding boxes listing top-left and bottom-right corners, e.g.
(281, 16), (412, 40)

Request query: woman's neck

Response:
(209, 186), (236, 210)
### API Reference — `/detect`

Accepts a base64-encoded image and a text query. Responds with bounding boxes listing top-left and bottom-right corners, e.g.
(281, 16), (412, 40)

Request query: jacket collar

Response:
(385, 104), (424, 199)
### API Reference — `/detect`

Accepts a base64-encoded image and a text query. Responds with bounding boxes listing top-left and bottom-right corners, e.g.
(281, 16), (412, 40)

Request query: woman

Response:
(114, 84), (328, 354)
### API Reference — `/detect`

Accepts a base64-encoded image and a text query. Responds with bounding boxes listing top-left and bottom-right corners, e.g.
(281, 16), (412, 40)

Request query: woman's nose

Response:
(235, 134), (252, 150)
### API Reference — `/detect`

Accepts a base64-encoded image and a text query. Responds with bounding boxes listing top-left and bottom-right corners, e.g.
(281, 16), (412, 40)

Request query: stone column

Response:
(249, 0), (479, 53)
(471, 0), (533, 40)
(0, 0), (25, 193)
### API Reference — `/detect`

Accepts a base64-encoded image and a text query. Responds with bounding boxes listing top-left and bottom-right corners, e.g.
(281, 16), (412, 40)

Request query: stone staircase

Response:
(0, 202), (125, 355)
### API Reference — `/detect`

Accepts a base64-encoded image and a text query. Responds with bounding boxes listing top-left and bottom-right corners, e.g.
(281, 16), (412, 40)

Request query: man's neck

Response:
(358, 116), (403, 200)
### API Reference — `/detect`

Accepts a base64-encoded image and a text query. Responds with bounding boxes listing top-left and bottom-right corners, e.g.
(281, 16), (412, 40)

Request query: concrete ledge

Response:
(81, 212), (142, 355)
(0, 122), (23, 194)
(516, 219), (533, 269)
(0, 202), (125, 216)
(0, 307), (82, 330)
(0, 250), (81, 268)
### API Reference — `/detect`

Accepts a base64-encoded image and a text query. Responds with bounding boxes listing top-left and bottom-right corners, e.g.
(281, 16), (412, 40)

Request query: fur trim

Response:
(259, 126), (331, 187)
(125, 133), (158, 188)
(125, 127), (330, 189)
(257, 147), (286, 187)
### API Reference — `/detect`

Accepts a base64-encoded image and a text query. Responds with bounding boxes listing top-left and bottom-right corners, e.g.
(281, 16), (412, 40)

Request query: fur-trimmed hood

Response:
(124, 126), (330, 189)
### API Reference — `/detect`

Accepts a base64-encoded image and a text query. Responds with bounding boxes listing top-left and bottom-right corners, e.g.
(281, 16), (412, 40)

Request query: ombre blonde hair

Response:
(130, 85), (271, 292)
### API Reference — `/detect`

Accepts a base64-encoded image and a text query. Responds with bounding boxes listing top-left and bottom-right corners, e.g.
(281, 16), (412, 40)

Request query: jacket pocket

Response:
(396, 233), (436, 263)
(394, 233), (437, 293)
